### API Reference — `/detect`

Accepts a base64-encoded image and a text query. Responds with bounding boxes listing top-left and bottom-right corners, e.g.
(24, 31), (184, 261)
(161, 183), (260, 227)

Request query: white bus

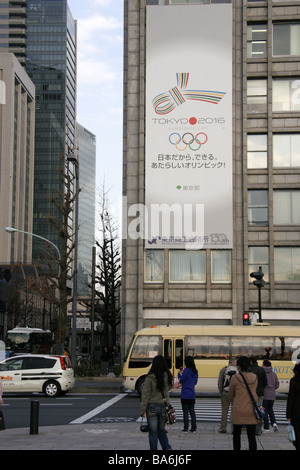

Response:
(122, 324), (300, 394)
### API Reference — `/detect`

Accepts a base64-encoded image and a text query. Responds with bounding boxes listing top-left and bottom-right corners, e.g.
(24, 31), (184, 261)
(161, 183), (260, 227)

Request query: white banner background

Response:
(145, 4), (232, 249)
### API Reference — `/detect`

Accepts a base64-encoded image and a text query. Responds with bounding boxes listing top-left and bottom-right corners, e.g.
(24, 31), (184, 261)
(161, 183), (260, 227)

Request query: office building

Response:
(76, 122), (96, 295)
(122, 0), (300, 351)
(26, 0), (77, 261)
(0, 53), (35, 263)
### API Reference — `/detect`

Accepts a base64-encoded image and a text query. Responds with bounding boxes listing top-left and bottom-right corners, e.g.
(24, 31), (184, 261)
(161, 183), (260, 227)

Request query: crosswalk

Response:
(169, 398), (288, 424)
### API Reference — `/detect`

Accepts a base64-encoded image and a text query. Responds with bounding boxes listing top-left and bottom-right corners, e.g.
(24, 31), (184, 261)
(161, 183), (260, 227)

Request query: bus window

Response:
(275, 337), (298, 360)
(163, 338), (184, 372)
(187, 336), (229, 359)
(231, 336), (274, 360)
(163, 339), (172, 368)
(175, 339), (183, 369)
(129, 335), (160, 368)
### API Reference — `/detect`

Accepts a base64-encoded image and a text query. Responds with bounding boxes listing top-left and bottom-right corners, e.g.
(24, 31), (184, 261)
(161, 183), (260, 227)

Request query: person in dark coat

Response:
(286, 363), (300, 450)
(249, 356), (267, 435)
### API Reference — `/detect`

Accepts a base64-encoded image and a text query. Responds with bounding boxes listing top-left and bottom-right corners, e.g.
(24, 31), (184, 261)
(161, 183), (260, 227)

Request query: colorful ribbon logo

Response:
(152, 73), (226, 115)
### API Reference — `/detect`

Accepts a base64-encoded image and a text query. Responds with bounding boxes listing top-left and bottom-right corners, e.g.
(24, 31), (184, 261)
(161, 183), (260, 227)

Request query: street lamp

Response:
(5, 227), (61, 274)
(67, 153), (79, 368)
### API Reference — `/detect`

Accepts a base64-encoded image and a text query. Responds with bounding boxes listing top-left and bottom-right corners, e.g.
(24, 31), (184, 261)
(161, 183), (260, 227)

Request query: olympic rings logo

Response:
(169, 132), (208, 151)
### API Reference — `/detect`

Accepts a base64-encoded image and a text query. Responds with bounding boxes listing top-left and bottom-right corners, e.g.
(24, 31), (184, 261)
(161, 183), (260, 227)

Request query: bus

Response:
(5, 327), (53, 357)
(122, 324), (300, 395)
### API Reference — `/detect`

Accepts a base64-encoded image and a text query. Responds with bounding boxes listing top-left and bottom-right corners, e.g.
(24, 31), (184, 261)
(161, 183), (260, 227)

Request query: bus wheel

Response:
(43, 380), (61, 397)
(136, 376), (146, 396)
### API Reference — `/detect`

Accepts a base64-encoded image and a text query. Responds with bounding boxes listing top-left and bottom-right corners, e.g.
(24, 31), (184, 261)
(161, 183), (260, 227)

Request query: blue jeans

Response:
(146, 403), (172, 450)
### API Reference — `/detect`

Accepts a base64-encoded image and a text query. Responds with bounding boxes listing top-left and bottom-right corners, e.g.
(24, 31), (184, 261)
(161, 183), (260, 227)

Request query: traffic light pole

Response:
(257, 283), (262, 323)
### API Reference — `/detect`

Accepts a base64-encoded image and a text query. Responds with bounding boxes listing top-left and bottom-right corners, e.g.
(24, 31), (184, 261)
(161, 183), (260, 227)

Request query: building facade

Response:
(0, 53), (35, 263)
(26, 0), (77, 262)
(122, 0), (300, 351)
(76, 122), (96, 295)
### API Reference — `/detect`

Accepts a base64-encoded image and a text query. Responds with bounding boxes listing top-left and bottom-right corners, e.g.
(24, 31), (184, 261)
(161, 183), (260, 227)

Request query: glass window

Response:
(211, 250), (231, 283)
(275, 247), (300, 281)
(130, 336), (160, 360)
(247, 24), (267, 58)
(170, 250), (206, 282)
(187, 336), (229, 359)
(0, 357), (24, 371)
(248, 190), (268, 226)
(273, 134), (300, 168)
(247, 79), (267, 113)
(273, 24), (300, 56)
(248, 246), (269, 282)
(273, 78), (300, 112)
(247, 134), (267, 169)
(274, 337), (300, 361)
(231, 336), (274, 360)
(145, 250), (163, 282)
(274, 190), (300, 225)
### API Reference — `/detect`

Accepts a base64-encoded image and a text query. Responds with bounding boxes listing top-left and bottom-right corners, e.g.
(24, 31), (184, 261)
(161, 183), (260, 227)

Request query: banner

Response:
(145, 4), (232, 249)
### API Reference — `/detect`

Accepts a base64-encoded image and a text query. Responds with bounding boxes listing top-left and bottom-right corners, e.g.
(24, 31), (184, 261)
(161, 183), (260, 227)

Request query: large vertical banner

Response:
(145, 4), (232, 249)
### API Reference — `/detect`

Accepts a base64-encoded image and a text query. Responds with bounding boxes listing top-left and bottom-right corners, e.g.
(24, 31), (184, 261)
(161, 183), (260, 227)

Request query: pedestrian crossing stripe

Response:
(138, 399), (288, 425)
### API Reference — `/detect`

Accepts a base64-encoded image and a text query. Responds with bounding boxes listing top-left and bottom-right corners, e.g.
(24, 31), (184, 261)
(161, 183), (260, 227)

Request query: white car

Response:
(0, 354), (75, 397)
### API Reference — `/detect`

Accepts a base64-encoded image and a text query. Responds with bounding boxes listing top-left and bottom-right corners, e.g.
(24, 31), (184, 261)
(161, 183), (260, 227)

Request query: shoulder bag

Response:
(239, 372), (265, 420)
(161, 391), (176, 425)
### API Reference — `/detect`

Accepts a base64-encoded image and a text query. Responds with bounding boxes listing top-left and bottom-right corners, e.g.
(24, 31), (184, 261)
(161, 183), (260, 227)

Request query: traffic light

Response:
(243, 313), (250, 325)
(250, 266), (265, 288)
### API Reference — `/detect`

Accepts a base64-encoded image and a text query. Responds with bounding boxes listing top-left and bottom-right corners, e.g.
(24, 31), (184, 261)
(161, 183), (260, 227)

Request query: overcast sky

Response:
(68, 0), (123, 209)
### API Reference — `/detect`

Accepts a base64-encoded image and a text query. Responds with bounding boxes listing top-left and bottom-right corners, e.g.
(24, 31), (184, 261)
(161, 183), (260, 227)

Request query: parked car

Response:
(0, 354), (75, 397)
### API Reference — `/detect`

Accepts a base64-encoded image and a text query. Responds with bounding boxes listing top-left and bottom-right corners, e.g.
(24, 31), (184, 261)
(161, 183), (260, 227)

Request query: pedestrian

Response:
(0, 377), (4, 430)
(229, 356), (259, 451)
(286, 363), (300, 450)
(249, 356), (267, 435)
(177, 356), (198, 432)
(262, 359), (279, 432)
(140, 355), (173, 450)
(217, 358), (237, 433)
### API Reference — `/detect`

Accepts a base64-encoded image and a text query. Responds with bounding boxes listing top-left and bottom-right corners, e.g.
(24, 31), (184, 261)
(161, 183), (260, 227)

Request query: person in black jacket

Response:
(249, 356), (267, 435)
(286, 363), (300, 450)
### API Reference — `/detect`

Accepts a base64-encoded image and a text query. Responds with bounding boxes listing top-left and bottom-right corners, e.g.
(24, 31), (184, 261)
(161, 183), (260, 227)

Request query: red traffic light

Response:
(243, 313), (250, 325)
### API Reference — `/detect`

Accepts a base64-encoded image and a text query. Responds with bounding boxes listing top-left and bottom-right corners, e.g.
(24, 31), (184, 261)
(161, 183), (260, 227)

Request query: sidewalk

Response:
(0, 421), (294, 451)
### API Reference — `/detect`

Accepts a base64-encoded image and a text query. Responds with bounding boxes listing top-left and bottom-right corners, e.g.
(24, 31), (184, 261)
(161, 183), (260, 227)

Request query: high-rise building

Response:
(122, 0), (300, 351)
(0, 53), (35, 263)
(76, 122), (96, 295)
(26, 0), (77, 261)
(0, 0), (27, 66)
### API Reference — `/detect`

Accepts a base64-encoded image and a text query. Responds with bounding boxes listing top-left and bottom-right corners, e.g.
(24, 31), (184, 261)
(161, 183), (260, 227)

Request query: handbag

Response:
(161, 391), (176, 425)
(140, 417), (149, 433)
(287, 424), (296, 442)
(239, 372), (265, 420)
(0, 410), (5, 431)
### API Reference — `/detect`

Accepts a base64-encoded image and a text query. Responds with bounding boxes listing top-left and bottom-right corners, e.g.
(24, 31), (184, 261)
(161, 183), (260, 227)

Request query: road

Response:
(1, 392), (289, 429)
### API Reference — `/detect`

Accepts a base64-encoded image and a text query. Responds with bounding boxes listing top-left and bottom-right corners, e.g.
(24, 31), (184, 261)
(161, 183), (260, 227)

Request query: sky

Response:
(68, 0), (124, 211)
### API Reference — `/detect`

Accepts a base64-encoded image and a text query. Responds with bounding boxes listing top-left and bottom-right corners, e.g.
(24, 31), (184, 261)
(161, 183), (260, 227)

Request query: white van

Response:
(0, 354), (75, 397)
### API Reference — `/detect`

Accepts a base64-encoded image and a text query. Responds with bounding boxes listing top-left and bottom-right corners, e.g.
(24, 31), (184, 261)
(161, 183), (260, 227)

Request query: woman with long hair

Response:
(140, 355), (173, 450)
(177, 356), (198, 432)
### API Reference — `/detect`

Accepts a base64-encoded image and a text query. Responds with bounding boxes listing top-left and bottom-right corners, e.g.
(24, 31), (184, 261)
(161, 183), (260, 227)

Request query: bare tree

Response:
(94, 185), (121, 350)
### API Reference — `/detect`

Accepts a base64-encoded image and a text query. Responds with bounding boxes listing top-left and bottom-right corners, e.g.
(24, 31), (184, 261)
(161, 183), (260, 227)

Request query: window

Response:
(211, 250), (231, 283)
(247, 24), (267, 58)
(187, 336), (229, 359)
(247, 79), (267, 113)
(170, 250), (206, 282)
(145, 250), (163, 282)
(248, 246), (269, 282)
(275, 247), (300, 281)
(273, 24), (300, 56)
(247, 134), (267, 169)
(273, 134), (300, 168)
(273, 78), (300, 112)
(130, 336), (160, 366)
(248, 190), (268, 226)
(274, 190), (300, 225)
(231, 336), (274, 359)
